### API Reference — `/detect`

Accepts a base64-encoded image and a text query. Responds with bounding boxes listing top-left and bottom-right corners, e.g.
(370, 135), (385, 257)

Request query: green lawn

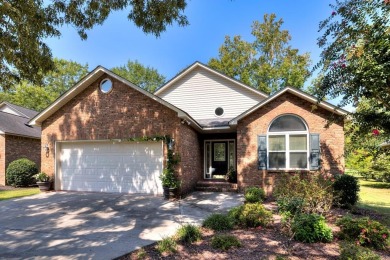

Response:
(0, 188), (40, 201)
(356, 178), (390, 226)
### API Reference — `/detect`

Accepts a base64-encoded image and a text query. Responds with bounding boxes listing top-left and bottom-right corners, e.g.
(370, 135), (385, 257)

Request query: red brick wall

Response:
(0, 135), (5, 185)
(41, 74), (199, 194)
(178, 123), (202, 195)
(237, 92), (345, 194)
(0, 135), (41, 185)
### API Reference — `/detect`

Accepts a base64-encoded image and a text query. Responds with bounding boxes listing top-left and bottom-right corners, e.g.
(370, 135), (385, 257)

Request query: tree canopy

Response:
(209, 13), (311, 94)
(314, 0), (390, 135)
(0, 58), (88, 111)
(111, 60), (166, 93)
(0, 0), (188, 88)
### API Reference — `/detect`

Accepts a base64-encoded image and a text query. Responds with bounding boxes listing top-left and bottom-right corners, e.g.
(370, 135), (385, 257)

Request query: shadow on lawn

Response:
(360, 181), (390, 189)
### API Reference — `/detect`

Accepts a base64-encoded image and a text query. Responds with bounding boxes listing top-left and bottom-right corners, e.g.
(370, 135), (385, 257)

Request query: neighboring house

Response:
(29, 62), (346, 195)
(380, 141), (390, 149)
(0, 102), (41, 185)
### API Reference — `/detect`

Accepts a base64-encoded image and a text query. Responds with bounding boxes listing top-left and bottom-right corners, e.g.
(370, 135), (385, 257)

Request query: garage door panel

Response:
(58, 141), (163, 194)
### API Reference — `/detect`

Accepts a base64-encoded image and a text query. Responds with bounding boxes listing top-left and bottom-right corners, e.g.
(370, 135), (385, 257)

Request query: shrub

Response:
(339, 242), (381, 260)
(211, 234), (241, 250)
(273, 173), (334, 214)
(136, 248), (147, 259)
(291, 213), (333, 243)
(333, 174), (360, 207)
(336, 216), (390, 249)
(244, 186), (266, 203)
(370, 153), (390, 183)
(6, 158), (38, 187)
(175, 224), (202, 243)
(229, 203), (273, 228)
(277, 197), (304, 216)
(157, 236), (177, 254)
(228, 206), (242, 225)
(203, 213), (234, 231)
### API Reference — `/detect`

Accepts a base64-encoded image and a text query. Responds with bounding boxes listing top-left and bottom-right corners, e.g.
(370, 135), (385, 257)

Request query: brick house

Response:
(29, 62), (346, 195)
(0, 102), (41, 185)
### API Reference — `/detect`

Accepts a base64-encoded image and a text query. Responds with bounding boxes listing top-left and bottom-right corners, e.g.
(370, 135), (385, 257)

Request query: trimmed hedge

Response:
(6, 158), (38, 187)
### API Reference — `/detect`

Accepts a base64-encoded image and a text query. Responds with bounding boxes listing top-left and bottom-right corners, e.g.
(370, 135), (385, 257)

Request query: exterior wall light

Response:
(43, 144), (49, 153)
(168, 138), (175, 150)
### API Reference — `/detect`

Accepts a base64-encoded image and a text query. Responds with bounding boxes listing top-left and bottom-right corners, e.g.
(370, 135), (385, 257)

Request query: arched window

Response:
(267, 115), (308, 169)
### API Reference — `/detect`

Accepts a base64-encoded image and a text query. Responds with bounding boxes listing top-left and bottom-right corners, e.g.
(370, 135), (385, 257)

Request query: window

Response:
(100, 78), (113, 93)
(268, 115), (308, 169)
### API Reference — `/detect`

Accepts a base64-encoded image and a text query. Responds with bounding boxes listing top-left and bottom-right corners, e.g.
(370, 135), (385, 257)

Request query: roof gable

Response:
(28, 66), (202, 130)
(154, 61), (268, 98)
(0, 102), (38, 118)
(154, 62), (268, 122)
(230, 87), (348, 125)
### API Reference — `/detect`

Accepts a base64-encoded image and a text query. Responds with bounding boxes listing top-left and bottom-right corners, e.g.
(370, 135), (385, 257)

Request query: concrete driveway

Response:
(0, 191), (243, 259)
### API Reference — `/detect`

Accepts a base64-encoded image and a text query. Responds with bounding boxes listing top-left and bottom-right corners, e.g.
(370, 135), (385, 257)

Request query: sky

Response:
(46, 0), (347, 107)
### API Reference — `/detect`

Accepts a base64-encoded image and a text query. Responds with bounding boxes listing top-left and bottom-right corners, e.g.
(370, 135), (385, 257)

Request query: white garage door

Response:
(57, 141), (163, 194)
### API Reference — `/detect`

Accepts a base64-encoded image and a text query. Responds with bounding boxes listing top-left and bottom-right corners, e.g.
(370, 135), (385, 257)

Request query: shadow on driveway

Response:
(0, 191), (243, 259)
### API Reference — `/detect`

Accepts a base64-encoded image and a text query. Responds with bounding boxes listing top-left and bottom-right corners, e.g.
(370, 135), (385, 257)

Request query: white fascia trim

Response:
(285, 87), (348, 115)
(0, 102), (29, 118)
(28, 68), (103, 126)
(230, 87), (348, 125)
(202, 126), (231, 131)
(29, 66), (197, 127)
(177, 112), (203, 130)
(105, 69), (190, 118)
(154, 63), (199, 95)
(155, 62), (268, 98)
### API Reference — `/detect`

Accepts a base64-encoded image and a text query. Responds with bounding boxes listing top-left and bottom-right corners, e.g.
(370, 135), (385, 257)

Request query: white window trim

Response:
(267, 131), (309, 170)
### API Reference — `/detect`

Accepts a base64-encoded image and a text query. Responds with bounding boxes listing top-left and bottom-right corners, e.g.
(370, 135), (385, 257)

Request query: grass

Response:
(355, 177), (390, 226)
(0, 188), (40, 201)
(157, 236), (177, 254)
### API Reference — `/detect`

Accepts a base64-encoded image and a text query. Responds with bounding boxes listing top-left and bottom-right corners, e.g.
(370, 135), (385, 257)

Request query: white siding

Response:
(0, 105), (21, 116)
(157, 67), (265, 121)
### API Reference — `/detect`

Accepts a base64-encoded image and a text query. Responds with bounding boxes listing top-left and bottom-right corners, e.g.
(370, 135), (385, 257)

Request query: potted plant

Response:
(33, 172), (51, 192)
(160, 169), (180, 199)
(225, 167), (237, 183)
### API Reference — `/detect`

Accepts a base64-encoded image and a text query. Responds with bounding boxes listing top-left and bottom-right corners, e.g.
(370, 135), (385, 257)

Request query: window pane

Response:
(229, 141), (235, 169)
(290, 152), (308, 168)
(269, 152), (286, 168)
(269, 135), (285, 151)
(269, 115), (306, 132)
(290, 135), (307, 150)
(214, 143), (225, 161)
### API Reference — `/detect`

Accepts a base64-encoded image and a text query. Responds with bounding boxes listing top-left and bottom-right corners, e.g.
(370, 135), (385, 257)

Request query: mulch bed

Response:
(118, 202), (390, 260)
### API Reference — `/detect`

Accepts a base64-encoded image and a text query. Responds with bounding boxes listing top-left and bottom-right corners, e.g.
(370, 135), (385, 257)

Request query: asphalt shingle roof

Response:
(0, 103), (41, 138)
(4, 102), (39, 119)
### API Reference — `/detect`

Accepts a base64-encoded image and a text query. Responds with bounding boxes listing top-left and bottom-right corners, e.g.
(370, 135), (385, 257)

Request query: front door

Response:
(204, 140), (235, 179)
(212, 142), (228, 175)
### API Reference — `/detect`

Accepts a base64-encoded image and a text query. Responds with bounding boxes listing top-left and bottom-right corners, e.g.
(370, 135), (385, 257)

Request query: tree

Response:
(111, 60), (166, 93)
(0, 58), (88, 111)
(209, 13), (311, 93)
(314, 0), (390, 135)
(0, 0), (188, 88)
